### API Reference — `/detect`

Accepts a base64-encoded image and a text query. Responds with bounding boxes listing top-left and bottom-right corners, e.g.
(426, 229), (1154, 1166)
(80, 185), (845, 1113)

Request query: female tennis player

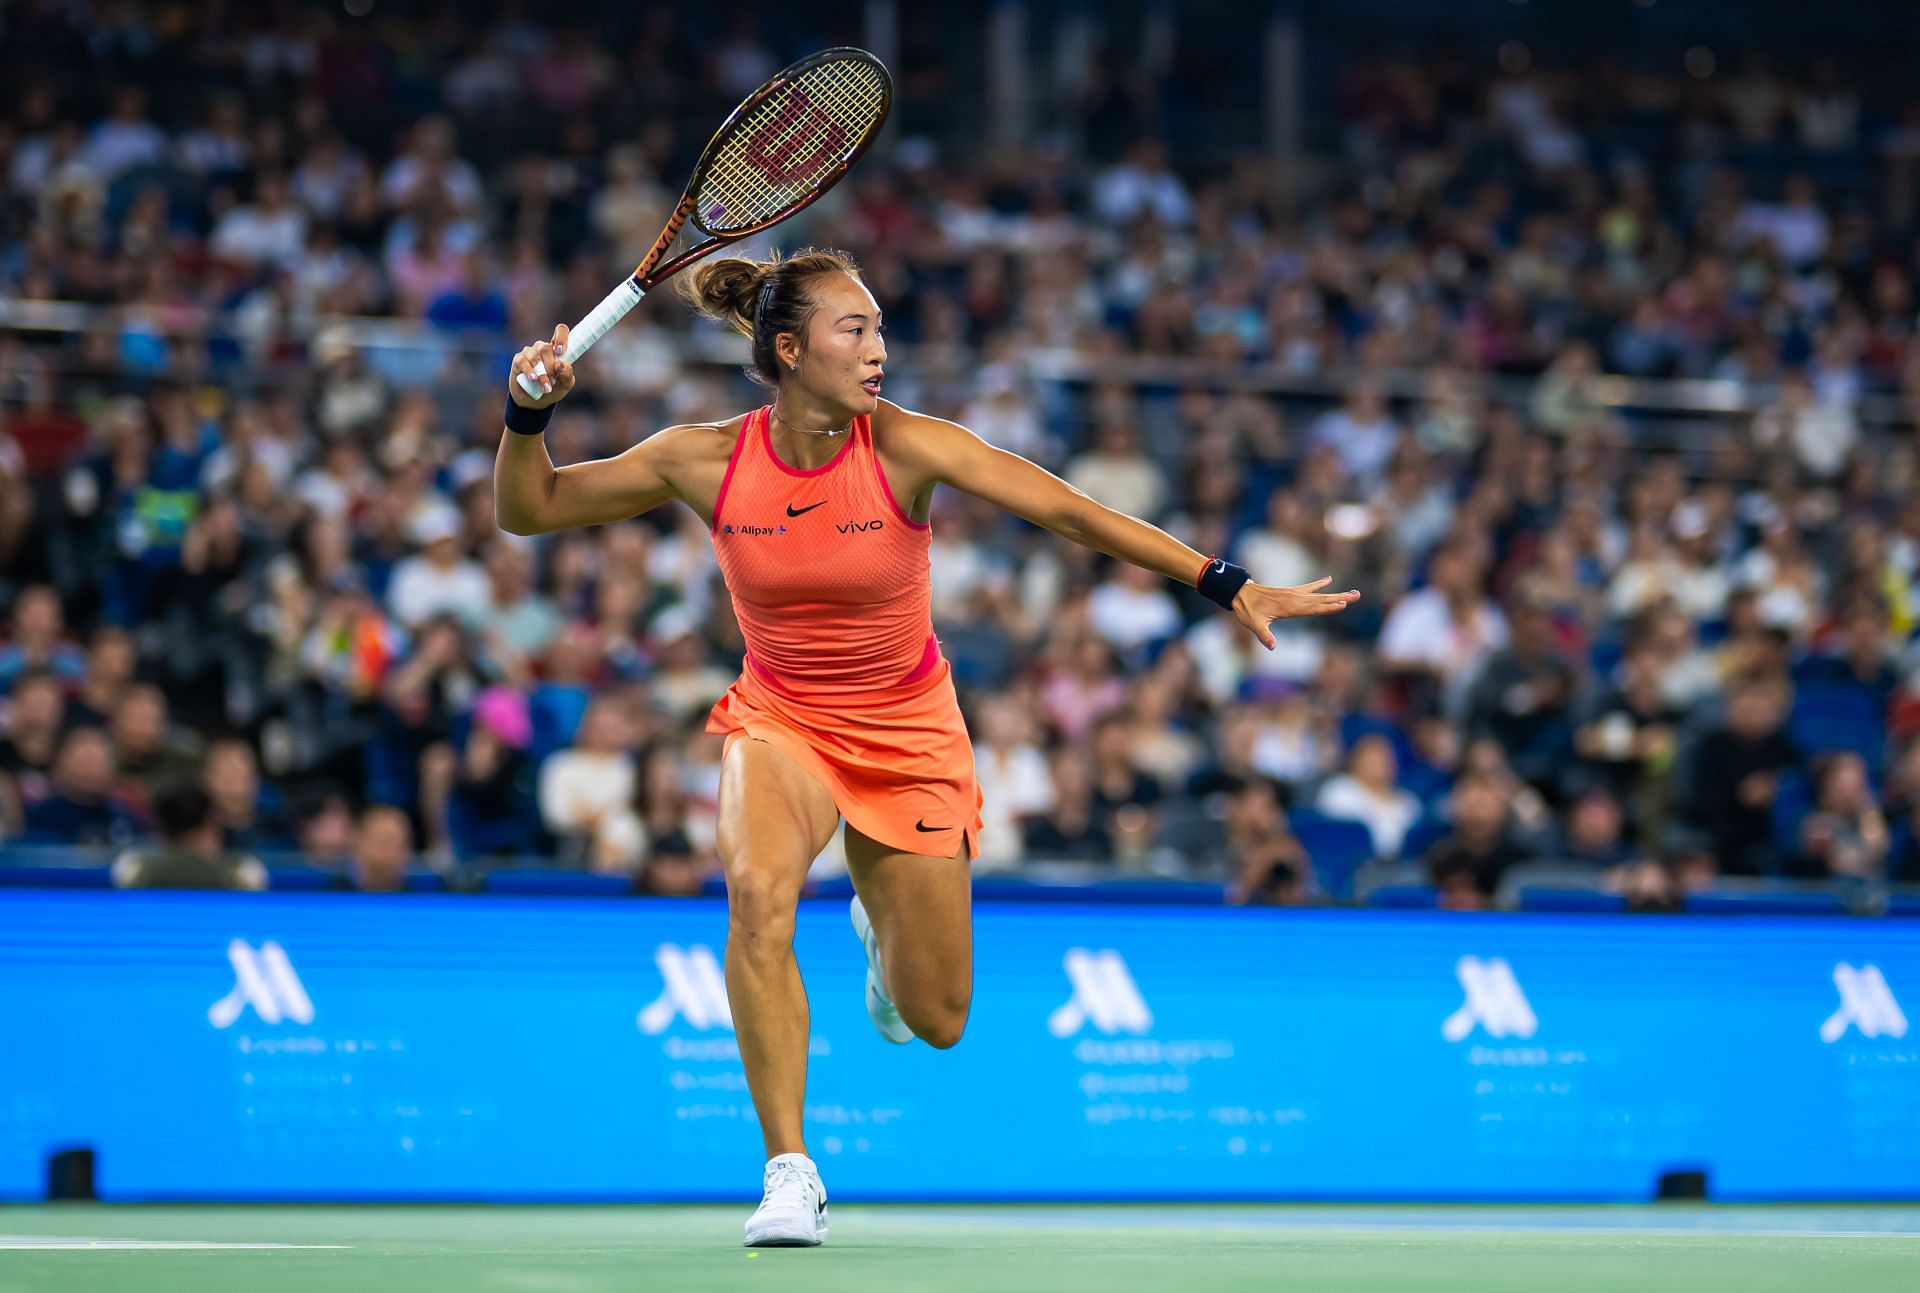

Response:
(494, 250), (1359, 1246)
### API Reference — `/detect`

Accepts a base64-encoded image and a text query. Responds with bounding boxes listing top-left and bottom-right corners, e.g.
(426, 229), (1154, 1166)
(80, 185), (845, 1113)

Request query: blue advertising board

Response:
(1, 891), (1916, 1201)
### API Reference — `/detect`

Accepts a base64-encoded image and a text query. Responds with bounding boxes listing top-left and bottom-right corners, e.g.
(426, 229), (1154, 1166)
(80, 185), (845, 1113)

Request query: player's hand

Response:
(1233, 576), (1361, 649)
(509, 324), (576, 409)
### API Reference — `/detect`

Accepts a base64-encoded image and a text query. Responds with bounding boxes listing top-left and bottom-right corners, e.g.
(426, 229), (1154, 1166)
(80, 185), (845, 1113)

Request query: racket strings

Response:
(697, 57), (888, 234)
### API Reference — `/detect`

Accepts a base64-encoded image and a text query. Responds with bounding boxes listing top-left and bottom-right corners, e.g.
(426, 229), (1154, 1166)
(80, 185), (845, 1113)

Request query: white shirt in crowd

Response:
(973, 743), (1056, 871)
(386, 555), (489, 629)
(1316, 774), (1423, 859)
(211, 204), (308, 267)
(1092, 162), (1193, 228)
(929, 535), (1009, 624)
(1309, 408), (1401, 485)
(1377, 589), (1509, 685)
(86, 118), (166, 179)
(537, 749), (641, 857)
(1064, 451), (1166, 520)
(1234, 527), (1317, 590)
(1087, 580), (1183, 653)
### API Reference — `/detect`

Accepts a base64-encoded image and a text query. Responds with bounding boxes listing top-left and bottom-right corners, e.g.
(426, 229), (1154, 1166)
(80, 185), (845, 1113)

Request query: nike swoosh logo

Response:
(786, 501), (827, 517)
(914, 819), (949, 832)
(1211, 560), (1227, 575)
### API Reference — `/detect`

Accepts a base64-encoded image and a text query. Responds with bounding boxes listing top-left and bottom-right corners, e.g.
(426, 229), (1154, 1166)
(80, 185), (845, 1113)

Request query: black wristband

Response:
(503, 397), (555, 437)
(1197, 556), (1253, 611)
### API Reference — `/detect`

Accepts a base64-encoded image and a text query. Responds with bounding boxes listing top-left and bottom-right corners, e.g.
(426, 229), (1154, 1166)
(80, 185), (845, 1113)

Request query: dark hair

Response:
(679, 248), (863, 388)
(152, 782), (214, 841)
(10, 665), (59, 694)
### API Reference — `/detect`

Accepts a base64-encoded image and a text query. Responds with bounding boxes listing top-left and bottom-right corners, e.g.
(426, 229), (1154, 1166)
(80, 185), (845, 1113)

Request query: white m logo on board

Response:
(1048, 948), (1152, 1037)
(207, 940), (314, 1028)
(1820, 963), (1909, 1042)
(1442, 956), (1537, 1042)
(637, 944), (733, 1034)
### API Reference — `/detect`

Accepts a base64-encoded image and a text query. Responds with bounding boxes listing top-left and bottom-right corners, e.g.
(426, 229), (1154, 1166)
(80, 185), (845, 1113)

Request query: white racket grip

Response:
(515, 279), (646, 398)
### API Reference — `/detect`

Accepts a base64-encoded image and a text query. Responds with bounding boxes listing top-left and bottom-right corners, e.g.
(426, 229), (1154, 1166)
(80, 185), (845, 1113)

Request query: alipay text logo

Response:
(1048, 948), (1152, 1037)
(207, 940), (314, 1028)
(1820, 963), (1909, 1042)
(638, 944), (733, 1034)
(1442, 956), (1538, 1042)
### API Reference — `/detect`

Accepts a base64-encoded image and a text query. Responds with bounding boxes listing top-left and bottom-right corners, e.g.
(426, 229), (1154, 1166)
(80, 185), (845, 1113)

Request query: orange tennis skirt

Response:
(705, 654), (984, 860)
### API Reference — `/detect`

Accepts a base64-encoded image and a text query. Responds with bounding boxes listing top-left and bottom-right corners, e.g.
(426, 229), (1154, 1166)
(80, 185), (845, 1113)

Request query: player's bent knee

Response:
(902, 991), (971, 1049)
(723, 868), (799, 950)
(913, 1012), (967, 1050)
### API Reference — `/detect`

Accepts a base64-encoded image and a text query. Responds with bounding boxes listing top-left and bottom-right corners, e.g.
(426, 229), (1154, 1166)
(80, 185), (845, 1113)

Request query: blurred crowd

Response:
(5, 3), (1920, 907)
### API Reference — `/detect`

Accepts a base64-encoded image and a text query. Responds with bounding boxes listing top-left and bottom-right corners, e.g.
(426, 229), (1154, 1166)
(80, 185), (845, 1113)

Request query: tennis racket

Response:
(516, 46), (893, 398)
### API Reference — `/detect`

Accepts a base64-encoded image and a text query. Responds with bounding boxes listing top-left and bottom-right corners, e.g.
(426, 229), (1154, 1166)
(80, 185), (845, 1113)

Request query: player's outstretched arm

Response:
(494, 324), (681, 535)
(897, 408), (1359, 648)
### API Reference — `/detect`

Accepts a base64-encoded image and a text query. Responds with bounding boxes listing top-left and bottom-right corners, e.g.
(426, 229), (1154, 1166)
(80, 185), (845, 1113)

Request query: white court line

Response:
(0, 1236), (346, 1250)
(856, 1211), (1920, 1241)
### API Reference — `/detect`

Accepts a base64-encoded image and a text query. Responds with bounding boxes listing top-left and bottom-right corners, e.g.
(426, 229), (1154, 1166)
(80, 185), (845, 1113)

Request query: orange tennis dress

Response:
(703, 406), (984, 860)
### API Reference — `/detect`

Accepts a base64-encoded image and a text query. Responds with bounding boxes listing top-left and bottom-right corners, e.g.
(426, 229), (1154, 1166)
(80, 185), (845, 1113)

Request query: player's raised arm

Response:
(494, 323), (681, 535)
(895, 408), (1360, 647)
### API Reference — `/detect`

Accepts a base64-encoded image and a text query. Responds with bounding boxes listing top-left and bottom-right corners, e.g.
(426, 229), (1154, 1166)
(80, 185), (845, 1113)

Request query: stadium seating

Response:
(1288, 813), (1376, 900)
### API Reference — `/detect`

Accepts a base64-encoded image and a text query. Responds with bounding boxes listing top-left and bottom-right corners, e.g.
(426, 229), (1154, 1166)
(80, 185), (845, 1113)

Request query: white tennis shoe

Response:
(850, 894), (913, 1044)
(742, 1153), (828, 1247)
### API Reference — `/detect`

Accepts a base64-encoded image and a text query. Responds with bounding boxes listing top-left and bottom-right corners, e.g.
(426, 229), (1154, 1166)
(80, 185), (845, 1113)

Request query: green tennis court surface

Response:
(5, 1204), (1918, 1292)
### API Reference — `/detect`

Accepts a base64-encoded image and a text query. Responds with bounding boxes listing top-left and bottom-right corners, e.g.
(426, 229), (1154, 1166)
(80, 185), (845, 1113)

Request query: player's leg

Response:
(717, 737), (840, 1247)
(843, 825), (973, 1048)
(717, 736), (841, 1154)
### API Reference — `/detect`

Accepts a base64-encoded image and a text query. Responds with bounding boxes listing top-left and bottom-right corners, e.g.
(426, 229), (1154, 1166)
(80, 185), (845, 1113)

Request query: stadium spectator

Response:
(971, 695), (1057, 869)
(1023, 748), (1112, 863)
(209, 170), (309, 269)
(1571, 644), (1683, 821)
(1796, 752), (1889, 881)
(64, 627), (136, 729)
(1315, 734), (1421, 860)
(1422, 773), (1530, 910)
(1683, 673), (1803, 878)
(1309, 384), (1402, 489)
(1087, 562), (1182, 658)
(21, 727), (137, 847)
(1557, 788), (1635, 870)
(110, 783), (266, 891)
(292, 787), (357, 866)
(635, 828), (705, 897)
(1088, 708), (1164, 861)
(349, 805), (415, 893)
(1090, 137), (1192, 229)
(0, 668), (65, 835)
(0, 586), (85, 694)
(521, 620), (599, 762)
(1063, 415), (1166, 521)
(1224, 777), (1310, 903)
(537, 696), (642, 868)
(202, 737), (285, 850)
(646, 606), (733, 725)
(109, 685), (200, 806)
(387, 506), (486, 631)
(445, 686), (540, 860)
(1233, 491), (1320, 592)
(467, 542), (561, 681)
(635, 739), (717, 864)
(1462, 590), (1578, 797)
(1377, 541), (1509, 701)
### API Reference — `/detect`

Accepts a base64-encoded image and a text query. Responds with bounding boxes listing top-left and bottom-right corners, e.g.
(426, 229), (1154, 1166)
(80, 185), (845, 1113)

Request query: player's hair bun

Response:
(680, 249), (863, 388)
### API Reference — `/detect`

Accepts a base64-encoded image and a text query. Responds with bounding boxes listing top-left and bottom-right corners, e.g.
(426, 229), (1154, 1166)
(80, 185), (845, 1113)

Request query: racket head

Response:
(686, 47), (892, 242)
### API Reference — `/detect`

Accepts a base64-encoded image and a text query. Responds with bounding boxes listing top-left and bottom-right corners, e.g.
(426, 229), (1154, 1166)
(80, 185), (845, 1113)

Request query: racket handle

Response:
(515, 279), (647, 399)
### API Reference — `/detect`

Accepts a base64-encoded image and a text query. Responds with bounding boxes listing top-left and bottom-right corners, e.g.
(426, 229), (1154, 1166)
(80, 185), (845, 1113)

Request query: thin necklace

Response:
(772, 401), (850, 438)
